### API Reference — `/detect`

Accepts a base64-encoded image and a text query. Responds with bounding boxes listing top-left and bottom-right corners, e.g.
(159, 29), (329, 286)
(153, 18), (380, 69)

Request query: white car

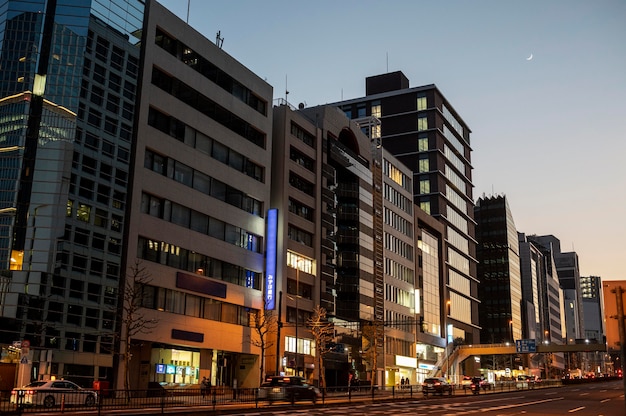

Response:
(10, 380), (98, 408)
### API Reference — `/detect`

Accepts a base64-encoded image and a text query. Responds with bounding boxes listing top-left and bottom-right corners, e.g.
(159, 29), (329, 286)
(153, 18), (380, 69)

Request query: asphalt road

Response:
(221, 380), (625, 416)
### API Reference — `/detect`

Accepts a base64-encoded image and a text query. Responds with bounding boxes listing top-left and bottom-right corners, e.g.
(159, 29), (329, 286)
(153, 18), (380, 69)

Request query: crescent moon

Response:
(526, 54), (533, 61)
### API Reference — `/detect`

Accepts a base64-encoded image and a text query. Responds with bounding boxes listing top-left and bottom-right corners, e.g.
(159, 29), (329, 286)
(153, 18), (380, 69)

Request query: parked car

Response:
(10, 380), (98, 408)
(258, 376), (321, 403)
(422, 377), (453, 396)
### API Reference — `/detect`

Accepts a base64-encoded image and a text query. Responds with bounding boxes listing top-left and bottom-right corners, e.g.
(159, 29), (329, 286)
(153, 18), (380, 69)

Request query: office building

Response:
(270, 103), (375, 386)
(474, 196), (522, 353)
(125, 1), (273, 390)
(0, 0), (145, 388)
(331, 71), (479, 349)
(518, 232), (566, 377)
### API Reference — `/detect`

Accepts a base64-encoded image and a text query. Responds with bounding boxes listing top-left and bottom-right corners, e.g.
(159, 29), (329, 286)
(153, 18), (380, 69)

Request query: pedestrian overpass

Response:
(432, 342), (607, 379)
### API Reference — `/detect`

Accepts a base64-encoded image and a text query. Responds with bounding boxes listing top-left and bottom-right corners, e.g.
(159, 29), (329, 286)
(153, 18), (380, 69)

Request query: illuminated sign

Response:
(265, 209), (278, 309)
(155, 364), (166, 374)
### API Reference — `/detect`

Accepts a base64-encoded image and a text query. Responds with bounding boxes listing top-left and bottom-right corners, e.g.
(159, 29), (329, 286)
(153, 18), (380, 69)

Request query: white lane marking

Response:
(601, 398), (610, 403)
(568, 406), (585, 413)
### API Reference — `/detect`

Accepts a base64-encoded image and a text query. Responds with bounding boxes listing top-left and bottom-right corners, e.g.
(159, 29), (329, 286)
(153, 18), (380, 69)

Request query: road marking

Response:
(579, 392), (589, 396)
(601, 399), (610, 403)
(568, 406), (585, 413)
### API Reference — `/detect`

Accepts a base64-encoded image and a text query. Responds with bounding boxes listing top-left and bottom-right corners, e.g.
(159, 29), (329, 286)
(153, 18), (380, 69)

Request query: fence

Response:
(0, 379), (571, 414)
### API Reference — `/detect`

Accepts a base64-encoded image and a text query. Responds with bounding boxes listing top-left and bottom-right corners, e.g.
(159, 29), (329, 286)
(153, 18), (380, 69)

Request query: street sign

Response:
(515, 339), (537, 353)
(20, 356), (28, 364)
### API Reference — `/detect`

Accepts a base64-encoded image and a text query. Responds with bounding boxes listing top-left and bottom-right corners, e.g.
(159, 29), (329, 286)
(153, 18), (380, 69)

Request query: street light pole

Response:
(295, 262), (299, 377)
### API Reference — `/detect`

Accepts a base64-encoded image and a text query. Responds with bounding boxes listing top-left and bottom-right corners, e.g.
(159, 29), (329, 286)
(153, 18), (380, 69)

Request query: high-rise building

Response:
(0, 0), (145, 388)
(528, 235), (584, 344)
(474, 195), (522, 345)
(518, 232), (566, 377)
(331, 71), (479, 348)
(580, 275), (606, 374)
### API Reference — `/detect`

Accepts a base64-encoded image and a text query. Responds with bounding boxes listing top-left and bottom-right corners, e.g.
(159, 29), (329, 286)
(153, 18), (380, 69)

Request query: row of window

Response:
(147, 107), (264, 182)
(70, 173), (125, 211)
(75, 127), (130, 162)
(444, 164), (466, 194)
(290, 122), (316, 148)
(154, 27), (267, 116)
(137, 236), (261, 290)
(288, 198), (314, 221)
(56, 249), (120, 281)
(385, 333), (414, 357)
(151, 66), (266, 149)
(67, 200), (123, 233)
(383, 183), (413, 215)
(385, 284), (414, 309)
(383, 208), (413, 238)
(384, 258), (415, 284)
(140, 192), (261, 253)
(144, 149), (263, 217)
(86, 30), (139, 79)
(290, 146), (315, 172)
(447, 226), (469, 256)
(383, 158), (411, 191)
(384, 233), (413, 261)
(137, 284), (257, 327)
(288, 224), (313, 247)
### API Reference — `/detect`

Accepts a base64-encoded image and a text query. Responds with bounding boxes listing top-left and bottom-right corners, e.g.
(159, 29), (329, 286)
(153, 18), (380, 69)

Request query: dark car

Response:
(258, 376), (321, 403)
(421, 377), (453, 396)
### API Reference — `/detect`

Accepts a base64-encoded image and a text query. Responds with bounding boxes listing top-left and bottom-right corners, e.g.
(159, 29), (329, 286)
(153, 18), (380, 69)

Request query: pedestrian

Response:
(400, 377), (405, 389)
(201, 377), (208, 398)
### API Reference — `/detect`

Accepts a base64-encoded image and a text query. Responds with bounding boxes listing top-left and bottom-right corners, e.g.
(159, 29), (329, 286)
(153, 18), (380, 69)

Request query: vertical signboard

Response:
(265, 209), (278, 310)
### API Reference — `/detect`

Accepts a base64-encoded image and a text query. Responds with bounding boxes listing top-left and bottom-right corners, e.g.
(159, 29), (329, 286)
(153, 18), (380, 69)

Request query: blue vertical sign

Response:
(265, 209), (278, 310)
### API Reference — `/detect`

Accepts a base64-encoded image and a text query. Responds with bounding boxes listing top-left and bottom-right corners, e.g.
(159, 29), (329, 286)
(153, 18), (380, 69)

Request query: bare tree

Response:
(360, 322), (380, 392)
(306, 305), (334, 389)
(249, 300), (278, 385)
(121, 261), (158, 395)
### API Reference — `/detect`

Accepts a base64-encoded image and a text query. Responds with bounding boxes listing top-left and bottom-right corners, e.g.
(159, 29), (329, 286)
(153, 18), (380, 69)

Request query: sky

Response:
(158, 0), (626, 281)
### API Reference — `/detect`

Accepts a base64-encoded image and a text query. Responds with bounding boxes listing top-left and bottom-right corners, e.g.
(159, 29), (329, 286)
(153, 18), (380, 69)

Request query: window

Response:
(419, 180), (430, 194)
(418, 156), (429, 173)
(418, 116), (428, 131)
(417, 94), (427, 111)
(418, 136), (428, 152)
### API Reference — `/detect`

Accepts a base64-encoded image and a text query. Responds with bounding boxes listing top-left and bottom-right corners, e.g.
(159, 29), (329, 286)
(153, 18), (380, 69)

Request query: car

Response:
(421, 377), (453, 396)
(10, 380), (98, 408)
(516, 375), (539, 389)
(461, 376), (473, 390)
(258, 376), (321, 404)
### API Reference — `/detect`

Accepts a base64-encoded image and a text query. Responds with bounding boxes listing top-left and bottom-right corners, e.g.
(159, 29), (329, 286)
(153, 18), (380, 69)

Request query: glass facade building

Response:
(0, 0), (144, 387)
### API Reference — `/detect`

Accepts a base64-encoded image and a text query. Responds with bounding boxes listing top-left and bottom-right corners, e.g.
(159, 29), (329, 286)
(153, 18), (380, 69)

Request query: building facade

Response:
(518, 232), (566, 378)
(331, 71), (479, 348)
(0, 0), (145, 388)
(124, 1), (273, 390)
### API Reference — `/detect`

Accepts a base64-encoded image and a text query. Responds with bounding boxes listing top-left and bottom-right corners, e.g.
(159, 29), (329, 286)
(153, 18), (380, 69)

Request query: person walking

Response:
(201, 377), (208, 398)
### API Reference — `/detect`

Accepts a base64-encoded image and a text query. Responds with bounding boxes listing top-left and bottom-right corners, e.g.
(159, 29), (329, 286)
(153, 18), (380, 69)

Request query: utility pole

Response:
(611, 286), (626, 414)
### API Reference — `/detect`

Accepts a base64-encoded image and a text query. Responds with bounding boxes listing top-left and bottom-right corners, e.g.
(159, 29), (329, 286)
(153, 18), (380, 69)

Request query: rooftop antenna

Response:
(186, 0), (190, 24)
(285, 74), (289, 102)
(216, 31), (224, 49)
(386, 52), (389, 73)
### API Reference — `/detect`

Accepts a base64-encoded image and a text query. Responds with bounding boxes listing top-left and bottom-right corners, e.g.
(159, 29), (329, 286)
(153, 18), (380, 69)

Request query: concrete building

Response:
(124, 1), (273, 390)
(0, 0), (145, 389)
(602, 280), (626, 376)
(528, 235), (584, 345)
(331, 71), (479, 350)
(580, 275), (606, 374)
(518, 233), (566, 378)
(270, 103), (376, 387)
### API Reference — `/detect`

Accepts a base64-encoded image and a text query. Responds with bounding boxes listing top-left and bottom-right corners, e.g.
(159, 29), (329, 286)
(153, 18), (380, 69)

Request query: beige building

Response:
(121, 2), (273, 390)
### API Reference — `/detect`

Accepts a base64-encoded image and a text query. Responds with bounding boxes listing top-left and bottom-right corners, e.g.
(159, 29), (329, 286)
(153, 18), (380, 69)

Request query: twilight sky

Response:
(159, 0), (626, 281)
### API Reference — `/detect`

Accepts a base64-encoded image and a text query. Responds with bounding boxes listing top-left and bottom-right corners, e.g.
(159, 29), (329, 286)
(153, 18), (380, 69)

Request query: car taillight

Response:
(434, 381), (440, 386)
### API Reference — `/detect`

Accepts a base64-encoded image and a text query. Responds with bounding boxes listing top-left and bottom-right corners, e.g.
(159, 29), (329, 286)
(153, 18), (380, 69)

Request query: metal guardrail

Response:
(0, 379), (580, 414)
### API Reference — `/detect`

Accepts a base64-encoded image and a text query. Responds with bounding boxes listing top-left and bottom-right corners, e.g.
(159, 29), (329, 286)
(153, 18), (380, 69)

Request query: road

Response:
(221, 380), (624, 416)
